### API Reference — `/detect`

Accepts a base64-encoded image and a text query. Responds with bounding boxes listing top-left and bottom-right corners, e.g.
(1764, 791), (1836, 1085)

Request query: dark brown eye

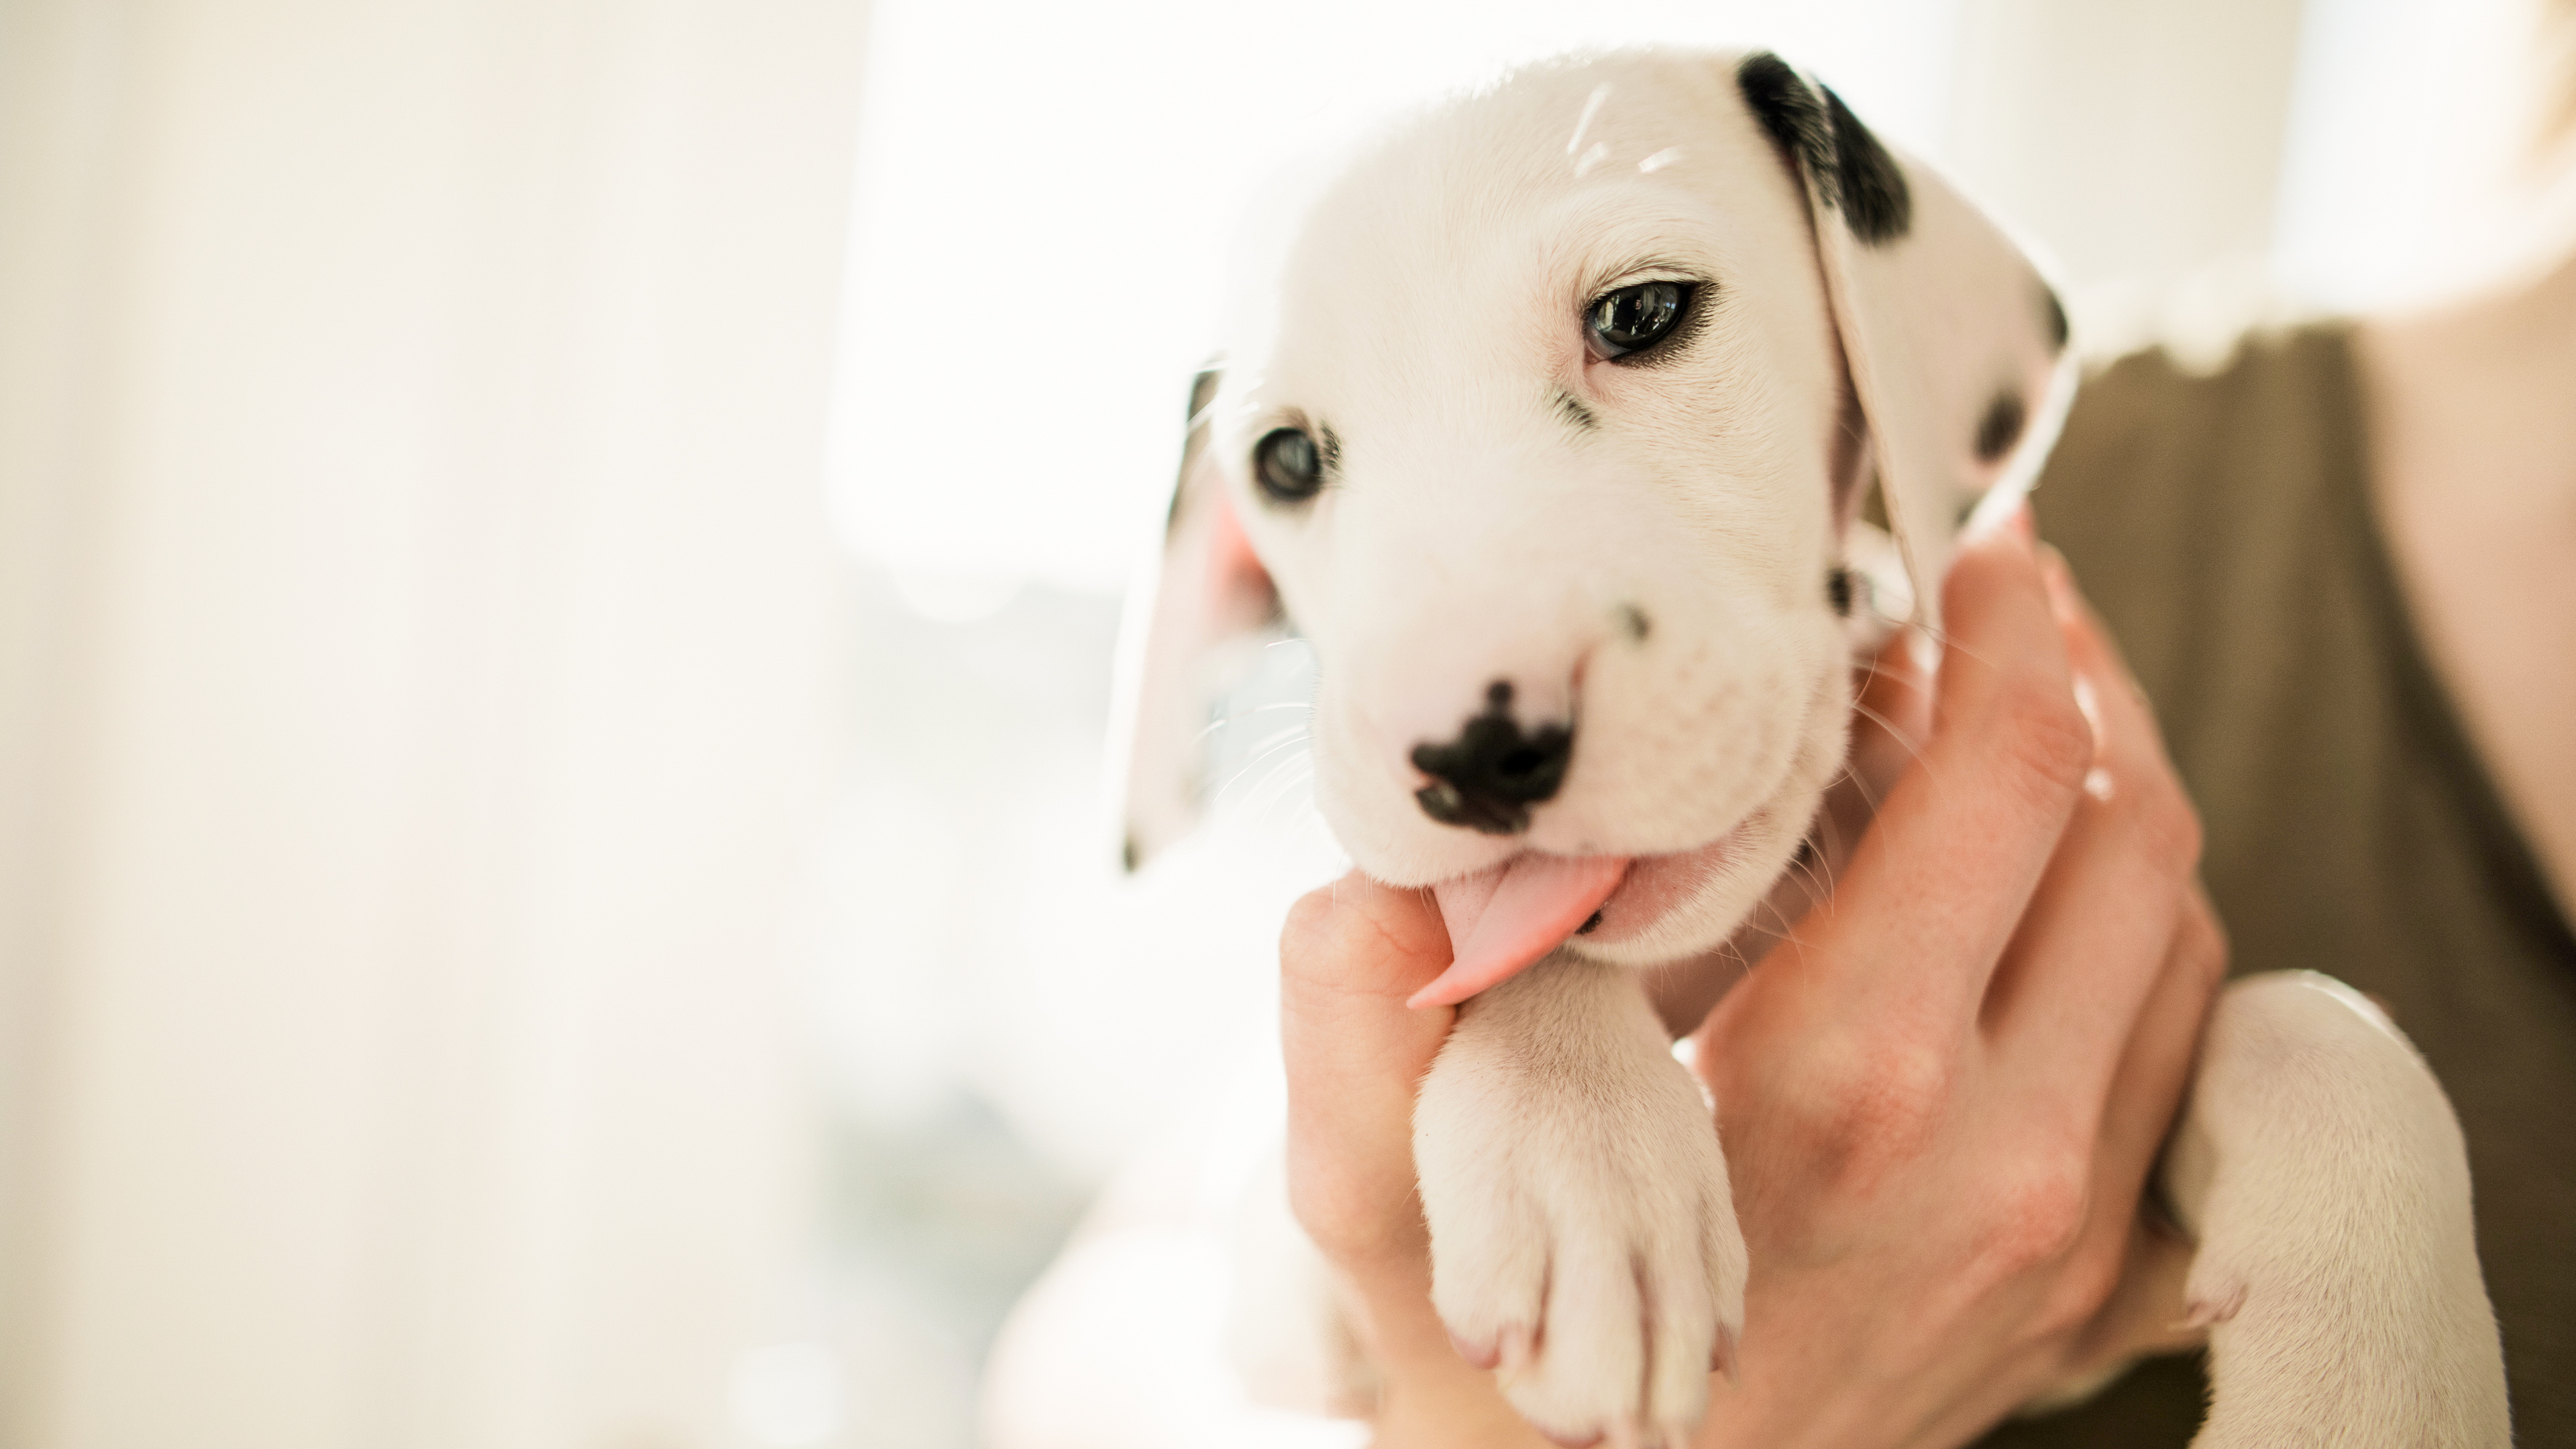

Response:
(1584, 280), (1697, 360)
(1254, 427), (1324, 504)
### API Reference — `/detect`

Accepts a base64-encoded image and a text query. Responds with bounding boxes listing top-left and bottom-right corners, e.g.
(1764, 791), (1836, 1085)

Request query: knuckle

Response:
(2180, 896), (2231, 990)
(1978, 1153), (2092, 1279)
(1791, 1038), (1955, 1170)
(2034, 1228), (2130, 1340)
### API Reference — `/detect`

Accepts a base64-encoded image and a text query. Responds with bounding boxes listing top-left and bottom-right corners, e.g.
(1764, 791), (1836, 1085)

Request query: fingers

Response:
(1811, 510), (2091, 1028)
(1984, 550), (2205, 1091)
(2053, 895), (2226, 1372)
(1843, 618), (1934, 811)
(2091, 883), (2226, 1197)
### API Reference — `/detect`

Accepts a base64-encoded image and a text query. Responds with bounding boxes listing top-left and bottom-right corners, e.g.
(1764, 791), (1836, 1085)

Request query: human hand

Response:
(1278, 513), (2223, 1449)
(1683, 509), (2222, 1446)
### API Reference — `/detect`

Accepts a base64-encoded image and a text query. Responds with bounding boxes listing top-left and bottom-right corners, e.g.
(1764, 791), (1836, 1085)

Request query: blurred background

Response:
(0, 0), (2563, 1446)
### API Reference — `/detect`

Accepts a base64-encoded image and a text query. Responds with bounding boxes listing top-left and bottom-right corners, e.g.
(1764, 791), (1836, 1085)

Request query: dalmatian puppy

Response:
(1121, 49), (2510, 1449)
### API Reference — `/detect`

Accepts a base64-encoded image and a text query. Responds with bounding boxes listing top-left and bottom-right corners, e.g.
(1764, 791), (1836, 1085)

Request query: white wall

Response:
(0, 1), (869, 1445)
(1943, 0), (2310, 298)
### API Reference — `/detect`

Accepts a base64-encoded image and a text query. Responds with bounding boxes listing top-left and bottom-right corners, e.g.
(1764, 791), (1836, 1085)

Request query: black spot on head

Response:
(1577, 910), (1603, 935)
(1974, 390), (2027, 464)
(1553, 390), (1598, 431)
(1822, 87), (1911, 244)
(1617, 603), (1651, 642)
(1122, 833), (1140, 873)
(1826, 567), (1853, 617)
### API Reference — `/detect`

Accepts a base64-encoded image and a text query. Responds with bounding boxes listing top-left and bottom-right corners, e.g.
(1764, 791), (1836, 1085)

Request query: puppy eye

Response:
(1253, 427), (1325, 504)
(1583, 280), (1697, 361)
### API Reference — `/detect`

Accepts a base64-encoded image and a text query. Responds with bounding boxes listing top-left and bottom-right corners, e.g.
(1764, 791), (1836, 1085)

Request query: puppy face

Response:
(1207, 55), (1860, 965)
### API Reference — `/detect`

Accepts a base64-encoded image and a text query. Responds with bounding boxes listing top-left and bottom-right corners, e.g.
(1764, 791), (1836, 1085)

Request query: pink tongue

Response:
(1410, 855), (1631, 1009)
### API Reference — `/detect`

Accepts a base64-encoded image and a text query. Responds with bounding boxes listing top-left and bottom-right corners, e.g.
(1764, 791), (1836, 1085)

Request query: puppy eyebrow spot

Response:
(1617, 603), (1651, 642)
(1554, 390), (1599, 432)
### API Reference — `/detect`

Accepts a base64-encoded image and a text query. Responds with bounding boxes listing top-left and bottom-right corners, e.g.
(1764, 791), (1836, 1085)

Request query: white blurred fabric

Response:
(0, 1), (869, 1445)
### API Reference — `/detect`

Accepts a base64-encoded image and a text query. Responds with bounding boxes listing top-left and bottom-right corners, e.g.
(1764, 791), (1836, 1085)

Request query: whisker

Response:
(1850, 700), (1933, 779)
(1242, 754), (1318, 822)
(1190, 700), (1314, 749)
(1827, 761), (1886, 820)
(1209, 729), (1314, 807)
(1783, 849), (1832, 916)
(1851, 649), (1933, 702)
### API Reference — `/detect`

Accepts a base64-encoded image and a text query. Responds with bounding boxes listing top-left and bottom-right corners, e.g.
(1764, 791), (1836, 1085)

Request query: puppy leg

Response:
(2165, 971), (2508, 1448)
(1415, 952), (1744, 1449)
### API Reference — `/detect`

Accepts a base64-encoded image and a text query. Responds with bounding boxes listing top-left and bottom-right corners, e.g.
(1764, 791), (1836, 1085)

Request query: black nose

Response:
(1410, 681), (1573, 835)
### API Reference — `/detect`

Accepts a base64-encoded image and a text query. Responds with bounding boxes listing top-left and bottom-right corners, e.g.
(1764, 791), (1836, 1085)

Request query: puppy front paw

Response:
(2174, 974), (2510, 1449)
(1414, 959), (1744, 1448)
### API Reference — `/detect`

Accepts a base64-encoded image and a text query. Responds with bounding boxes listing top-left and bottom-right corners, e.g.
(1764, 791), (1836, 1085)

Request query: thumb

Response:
(1281, 871), (1453, 1270)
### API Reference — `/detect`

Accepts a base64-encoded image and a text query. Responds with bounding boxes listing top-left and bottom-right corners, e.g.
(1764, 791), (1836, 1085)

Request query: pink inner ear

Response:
(1202, 486), (1271, 609)
(1123, 470), (1280, 871)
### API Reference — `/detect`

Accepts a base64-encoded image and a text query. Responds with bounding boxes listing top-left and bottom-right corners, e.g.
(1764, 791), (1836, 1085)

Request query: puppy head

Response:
(1123, 50), (2070, 966)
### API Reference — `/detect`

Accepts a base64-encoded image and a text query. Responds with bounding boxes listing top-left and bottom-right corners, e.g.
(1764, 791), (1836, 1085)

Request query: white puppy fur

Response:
(1123, 49), (2510, 1449)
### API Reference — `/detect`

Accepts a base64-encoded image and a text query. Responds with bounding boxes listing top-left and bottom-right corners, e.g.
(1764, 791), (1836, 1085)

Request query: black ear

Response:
(1821, 87), (1910, 244)
(1735, 52), (1912, 246)
(1737, 52), (1832, 183)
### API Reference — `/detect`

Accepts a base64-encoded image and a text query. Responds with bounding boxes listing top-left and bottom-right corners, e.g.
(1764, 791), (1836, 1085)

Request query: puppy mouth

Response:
(1581, 827), (1752, 945)
(1409, 828), (1748, 1009)
(1413, 854), (1631, 1008)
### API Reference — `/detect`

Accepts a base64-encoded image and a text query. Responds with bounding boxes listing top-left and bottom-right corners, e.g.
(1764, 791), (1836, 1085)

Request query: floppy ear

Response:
(1111, 367), (1282, 871)
(1735, 52), (2076, 628)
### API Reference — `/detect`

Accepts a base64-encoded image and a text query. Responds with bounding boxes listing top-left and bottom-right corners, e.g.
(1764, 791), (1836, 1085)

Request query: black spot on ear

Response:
(1554, 390), (1598, 431)
(1822, 87), (1911, 244)
(1737, 52), (1833, 191)
(1577, 910), (1603, 935)
(2039, 285), (2070, 353)
(1974, 390), (2027, 463)
(1617, 603), (1652, 642)
(1826, 567), (1853, 617)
